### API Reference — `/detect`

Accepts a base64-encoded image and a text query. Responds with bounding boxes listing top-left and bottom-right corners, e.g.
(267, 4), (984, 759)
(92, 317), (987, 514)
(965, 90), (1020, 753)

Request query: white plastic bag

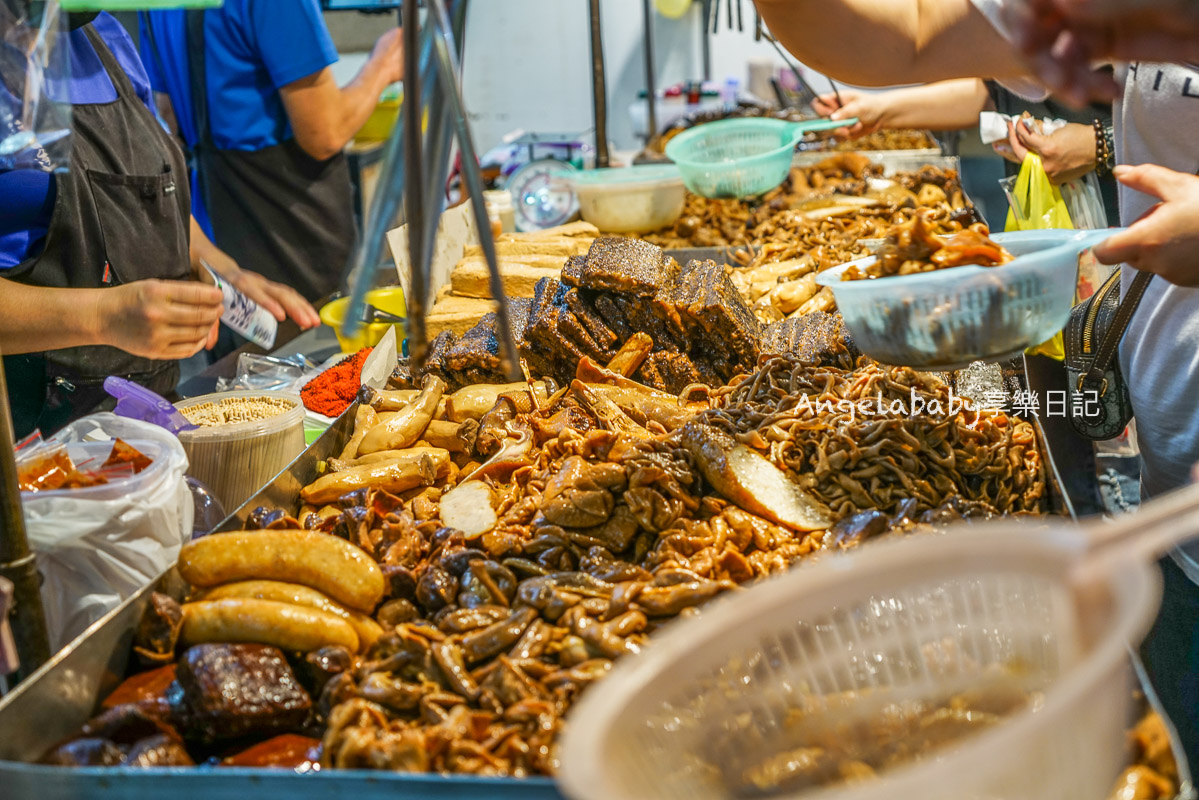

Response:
(21, 413), (192, 649)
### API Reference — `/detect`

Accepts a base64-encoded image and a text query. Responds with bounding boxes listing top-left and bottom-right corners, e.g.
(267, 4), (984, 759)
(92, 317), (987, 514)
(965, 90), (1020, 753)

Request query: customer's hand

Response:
(1013, 119), (1097, 184)
(811, 90), (884, 138)
(1004, 0), (1198, 104)
(99, 279), (223, 360)
(994, 117), (1031, 165)
(1092, 164), (1199, 286)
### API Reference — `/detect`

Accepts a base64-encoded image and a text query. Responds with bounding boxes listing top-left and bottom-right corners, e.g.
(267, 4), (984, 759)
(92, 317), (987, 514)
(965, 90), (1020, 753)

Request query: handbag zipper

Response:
(1082, 272), (1121, 354)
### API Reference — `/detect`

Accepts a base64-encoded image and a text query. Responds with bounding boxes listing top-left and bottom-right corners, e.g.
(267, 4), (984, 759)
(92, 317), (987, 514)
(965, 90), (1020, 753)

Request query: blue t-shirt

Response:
(139, 1), (338, 234)
(140, 1), (337, 152)
(0, 13), (157, 269)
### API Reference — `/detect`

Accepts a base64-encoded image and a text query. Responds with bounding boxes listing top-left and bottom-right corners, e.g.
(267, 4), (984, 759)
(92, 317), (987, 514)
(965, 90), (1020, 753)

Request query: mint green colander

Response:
(664, 117), (857, 199)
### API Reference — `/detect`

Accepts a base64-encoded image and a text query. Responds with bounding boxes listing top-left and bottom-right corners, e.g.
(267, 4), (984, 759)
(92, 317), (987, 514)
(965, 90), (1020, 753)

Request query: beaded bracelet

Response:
(1094, 118), (1115, 177)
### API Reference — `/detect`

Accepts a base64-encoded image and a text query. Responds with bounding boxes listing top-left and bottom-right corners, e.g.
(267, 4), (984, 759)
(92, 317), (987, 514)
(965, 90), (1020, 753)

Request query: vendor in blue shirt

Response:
(139, 1), (402, 303)
(0, 11), (317, 438)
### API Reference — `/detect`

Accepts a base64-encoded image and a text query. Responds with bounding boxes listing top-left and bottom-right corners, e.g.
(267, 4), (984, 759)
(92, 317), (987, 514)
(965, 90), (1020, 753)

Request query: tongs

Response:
(341, 0), (521, 381)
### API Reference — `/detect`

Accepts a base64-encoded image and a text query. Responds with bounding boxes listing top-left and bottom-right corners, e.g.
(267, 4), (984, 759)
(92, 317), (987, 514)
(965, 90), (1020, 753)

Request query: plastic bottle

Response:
(201, 261), (278, 350)
(722, 77), (740, 110)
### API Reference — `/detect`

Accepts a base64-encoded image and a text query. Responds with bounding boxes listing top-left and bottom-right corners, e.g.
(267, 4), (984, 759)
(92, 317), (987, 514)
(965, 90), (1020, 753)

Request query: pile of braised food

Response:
(44, 334), (1052, 777)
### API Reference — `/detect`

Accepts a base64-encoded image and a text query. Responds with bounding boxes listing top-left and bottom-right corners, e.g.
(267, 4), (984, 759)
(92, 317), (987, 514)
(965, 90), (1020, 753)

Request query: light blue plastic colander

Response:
(815, 228), (1122, 370)
(664, 117), (858, 199)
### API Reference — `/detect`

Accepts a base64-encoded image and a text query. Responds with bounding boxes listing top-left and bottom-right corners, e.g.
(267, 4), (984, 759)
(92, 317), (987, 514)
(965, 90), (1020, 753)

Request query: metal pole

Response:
(416, 3), (465, 292)
(641, 0), (658, 143)
(339, 21), (437, 344)
(427, 0), (522, 381)
(587, 0), (610, 167)
(402, 0), (428, 374)
(0, 363), (50, 685)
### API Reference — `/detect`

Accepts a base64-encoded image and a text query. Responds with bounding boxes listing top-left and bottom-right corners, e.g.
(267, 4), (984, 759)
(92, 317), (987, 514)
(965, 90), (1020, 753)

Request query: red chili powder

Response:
(301, 347), (373, 417)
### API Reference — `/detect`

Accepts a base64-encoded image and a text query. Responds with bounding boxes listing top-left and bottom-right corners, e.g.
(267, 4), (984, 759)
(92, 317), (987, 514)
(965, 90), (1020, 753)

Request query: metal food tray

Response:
(0, 408), (560, 800)
(0, 410), (1186, 799)
(792, 150), (958, 176)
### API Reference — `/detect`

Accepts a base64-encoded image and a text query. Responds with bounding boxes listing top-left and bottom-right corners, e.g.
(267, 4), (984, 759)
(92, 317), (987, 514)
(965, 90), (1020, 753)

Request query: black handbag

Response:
(1063, 267), (1153, 440)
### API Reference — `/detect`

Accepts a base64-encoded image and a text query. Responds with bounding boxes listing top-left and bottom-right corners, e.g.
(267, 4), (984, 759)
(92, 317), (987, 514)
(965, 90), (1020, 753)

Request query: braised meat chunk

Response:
(173, 644), (312, 743)
(561, 254), (585, 288)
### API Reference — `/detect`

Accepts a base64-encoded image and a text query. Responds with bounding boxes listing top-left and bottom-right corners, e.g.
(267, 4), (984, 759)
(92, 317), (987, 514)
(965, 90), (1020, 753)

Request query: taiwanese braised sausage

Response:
(179, 530), (385, 612)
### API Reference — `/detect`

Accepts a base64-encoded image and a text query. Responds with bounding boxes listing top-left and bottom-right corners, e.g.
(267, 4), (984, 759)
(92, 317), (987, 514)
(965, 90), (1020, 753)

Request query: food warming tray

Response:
(0, 407), (1179, 799)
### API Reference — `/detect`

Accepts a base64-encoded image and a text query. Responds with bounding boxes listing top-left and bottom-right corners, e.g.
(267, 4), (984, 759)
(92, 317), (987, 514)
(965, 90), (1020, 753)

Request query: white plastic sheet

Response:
(21, 414), (192, 649)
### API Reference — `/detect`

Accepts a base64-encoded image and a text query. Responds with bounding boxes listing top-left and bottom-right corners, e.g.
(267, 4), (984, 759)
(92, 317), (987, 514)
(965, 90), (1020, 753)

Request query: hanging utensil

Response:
(415, 4), (466, 339)
(762, 30), (819, 110)
(642, 0), (659, 141)
(736, 0), (743, 32)
(589, 0), (611, 167)
(0, 364), (50, 685)
(753, 6), (762, 40)
(357, 302), (406, 326)
(700, 0), (712, 79)
(828, 75), (845, 108)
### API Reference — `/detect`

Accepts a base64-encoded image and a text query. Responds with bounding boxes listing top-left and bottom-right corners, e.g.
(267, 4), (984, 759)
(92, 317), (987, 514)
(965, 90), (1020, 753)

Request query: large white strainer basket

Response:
(558, 523), (1163, 800)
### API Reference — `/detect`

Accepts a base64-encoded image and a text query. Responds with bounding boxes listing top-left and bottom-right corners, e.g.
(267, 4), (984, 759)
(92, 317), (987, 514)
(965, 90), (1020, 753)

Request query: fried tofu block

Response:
(580, 237), (672, 296)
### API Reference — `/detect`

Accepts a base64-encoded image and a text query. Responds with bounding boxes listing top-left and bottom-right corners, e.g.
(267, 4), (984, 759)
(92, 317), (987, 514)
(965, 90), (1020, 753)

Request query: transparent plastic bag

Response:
(20, 413), (193, 650)
(1, 1), (72, 171)
(215, 351), (318, 393)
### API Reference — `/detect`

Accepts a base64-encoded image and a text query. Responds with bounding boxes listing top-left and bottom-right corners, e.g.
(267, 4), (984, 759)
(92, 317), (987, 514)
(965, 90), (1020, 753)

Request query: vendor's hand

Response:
(99, 279), (223, 360)
(193, 229), (321, 331)
(226, 268), (322, 330)
(1092, 164), (1199, 286)
(1013, 119), (1097, 184)
(811, 90), (881, 139)
(370, 27), (403, 85)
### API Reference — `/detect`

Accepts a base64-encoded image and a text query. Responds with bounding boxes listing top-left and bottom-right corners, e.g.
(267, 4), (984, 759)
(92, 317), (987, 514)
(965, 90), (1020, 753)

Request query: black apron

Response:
(3, 25), (193, 439)
(182, 10), (355, 303)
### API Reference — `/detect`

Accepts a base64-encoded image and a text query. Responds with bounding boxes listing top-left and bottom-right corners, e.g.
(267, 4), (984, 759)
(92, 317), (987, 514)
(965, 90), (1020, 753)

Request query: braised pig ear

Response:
(133, 592), (183, 667)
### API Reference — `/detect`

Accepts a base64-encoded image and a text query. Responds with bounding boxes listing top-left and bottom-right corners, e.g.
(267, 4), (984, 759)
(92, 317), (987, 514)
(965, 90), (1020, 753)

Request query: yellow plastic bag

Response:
(1004, 154), (1072, 359)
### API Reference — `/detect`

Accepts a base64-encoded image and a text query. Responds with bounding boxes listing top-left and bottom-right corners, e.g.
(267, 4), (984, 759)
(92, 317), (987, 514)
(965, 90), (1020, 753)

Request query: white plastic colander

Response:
(558, 481), (1199, 800)
(815, 228), (1120, 370)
